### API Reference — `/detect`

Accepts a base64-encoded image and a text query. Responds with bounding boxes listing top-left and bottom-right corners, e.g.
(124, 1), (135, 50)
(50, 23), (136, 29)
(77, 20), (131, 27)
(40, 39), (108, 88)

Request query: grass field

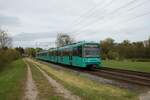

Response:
(102, 60), (150, 73)
(35, 61), (138, 100)
(0, 59), (26, 100)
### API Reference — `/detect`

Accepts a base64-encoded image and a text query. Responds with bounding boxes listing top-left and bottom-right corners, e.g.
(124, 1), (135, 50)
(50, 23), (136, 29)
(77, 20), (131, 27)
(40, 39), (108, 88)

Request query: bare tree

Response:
(0, 29), (12, 48)
(56, 33), (75, 47)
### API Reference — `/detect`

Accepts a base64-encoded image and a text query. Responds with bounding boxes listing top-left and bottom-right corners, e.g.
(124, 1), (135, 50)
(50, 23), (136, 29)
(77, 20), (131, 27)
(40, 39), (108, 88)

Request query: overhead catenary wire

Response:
(68, 0), (104, 26)
(66, 0), (114, 33)
(77, 10), (150, 36)
(69, 0), (140, 36)
(72, 0), (150, 35)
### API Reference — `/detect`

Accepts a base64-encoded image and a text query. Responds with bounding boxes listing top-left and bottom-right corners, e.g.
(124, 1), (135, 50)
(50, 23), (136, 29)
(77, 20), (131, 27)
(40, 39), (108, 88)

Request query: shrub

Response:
(0, 48), (20, 69)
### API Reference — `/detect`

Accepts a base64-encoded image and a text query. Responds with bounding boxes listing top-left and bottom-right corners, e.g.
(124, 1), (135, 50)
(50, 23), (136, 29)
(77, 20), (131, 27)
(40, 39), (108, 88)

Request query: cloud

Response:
(0, 14), (20, 26)
(0, 0), (150, 48)
(12, 32), (57, 41)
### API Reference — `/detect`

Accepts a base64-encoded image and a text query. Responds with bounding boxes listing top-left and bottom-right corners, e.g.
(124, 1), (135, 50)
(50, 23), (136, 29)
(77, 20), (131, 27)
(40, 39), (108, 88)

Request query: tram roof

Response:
(36, 50), (48, 54)
(57, 41), (98, 50)
(37, 41), (98, 53)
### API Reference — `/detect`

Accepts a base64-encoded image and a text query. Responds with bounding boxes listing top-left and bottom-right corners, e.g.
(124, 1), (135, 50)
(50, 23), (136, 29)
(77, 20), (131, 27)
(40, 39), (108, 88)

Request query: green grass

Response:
(34, 60), (138, 100)
(0, 59), (26, 100)
(28, 61), (63, 100)
(102, 60), (150, 73)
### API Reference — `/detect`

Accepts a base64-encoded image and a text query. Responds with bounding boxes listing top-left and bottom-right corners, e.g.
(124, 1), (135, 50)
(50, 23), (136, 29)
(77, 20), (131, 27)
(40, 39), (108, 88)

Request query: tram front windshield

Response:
(83, 44), (100, 57)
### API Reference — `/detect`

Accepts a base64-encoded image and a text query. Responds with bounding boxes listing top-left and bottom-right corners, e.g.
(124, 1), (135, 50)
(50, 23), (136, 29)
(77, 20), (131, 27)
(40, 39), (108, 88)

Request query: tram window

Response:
(53, 51), (55, 56)
(52, 51), (54, 56)
(78, 46), (82, 57)
(59, 51), (60, 56)
(56, 51), (58, 56)
(44, 53), (45, 56)
(53, 51), (54, 56)
(67, 48), (69, 56)
(59, 51), (61, 56)
(72, 46), (82, 57)
(62, 50), (64, 56)
(49, 51), (52, 56)
(63, 50), (65, 56)
(60, 50), (62, 56)
(64, 49), (66, 56)
(56, 50), (58, 56)
(61, 50), (63, 56)
(83, 44), (100, 57)
(65, 48), (68, 56)
(58, 51), (60, 56)
(73, 47), (78, 56)
(57, 51), (59, 56)
(54, 51), (56, 56)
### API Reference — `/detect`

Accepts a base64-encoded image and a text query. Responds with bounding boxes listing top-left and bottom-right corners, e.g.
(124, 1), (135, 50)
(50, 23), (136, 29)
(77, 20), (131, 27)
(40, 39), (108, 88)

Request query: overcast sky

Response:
(0, 0), (150, 48)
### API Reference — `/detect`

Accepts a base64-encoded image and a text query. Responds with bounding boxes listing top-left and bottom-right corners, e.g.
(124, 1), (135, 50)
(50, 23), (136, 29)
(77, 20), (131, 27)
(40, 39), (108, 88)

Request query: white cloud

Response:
(0, 0), (149, 48)
(0, 14), (20, 26)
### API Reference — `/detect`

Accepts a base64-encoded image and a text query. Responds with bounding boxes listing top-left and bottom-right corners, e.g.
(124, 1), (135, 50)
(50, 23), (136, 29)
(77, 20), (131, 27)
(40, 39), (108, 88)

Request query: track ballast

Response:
(37, 60), (150, 87)
(81, 67), (150, 87)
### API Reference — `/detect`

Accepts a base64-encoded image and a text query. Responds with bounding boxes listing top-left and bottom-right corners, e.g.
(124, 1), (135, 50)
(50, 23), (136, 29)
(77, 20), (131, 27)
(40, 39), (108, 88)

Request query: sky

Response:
(0, 0), (150, 48)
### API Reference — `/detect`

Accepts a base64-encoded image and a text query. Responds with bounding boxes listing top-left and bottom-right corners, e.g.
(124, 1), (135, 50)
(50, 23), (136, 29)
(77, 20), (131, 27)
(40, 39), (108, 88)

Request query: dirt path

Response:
(139, 91), (150, 100)
(31, 60), (81, 100)
(24, 60), (38, 100)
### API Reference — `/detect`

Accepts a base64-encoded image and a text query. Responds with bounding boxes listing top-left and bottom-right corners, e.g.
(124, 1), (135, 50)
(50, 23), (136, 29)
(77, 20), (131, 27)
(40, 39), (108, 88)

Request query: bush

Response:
(0, 48), (20, 69)
(108, 51), (119, 60)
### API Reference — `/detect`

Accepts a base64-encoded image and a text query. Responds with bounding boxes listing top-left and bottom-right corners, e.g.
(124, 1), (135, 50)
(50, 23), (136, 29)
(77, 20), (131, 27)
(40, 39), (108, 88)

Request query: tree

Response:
(35, 48), (43, 52)
(0, 29), (12, 48)
(25, 48), (36, 57)
(56, 33), (75, 47)
(15, 47), (25, 56)
(100, 37), (150, 60)
(118, 40), (131, 58)
(0, 49), (20, 68)
(100, 38), (115, 59)
(0, 29), (21, 68)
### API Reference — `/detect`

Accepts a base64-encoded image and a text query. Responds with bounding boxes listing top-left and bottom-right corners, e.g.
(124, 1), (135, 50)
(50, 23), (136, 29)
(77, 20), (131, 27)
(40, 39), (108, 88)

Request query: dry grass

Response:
(34, 60), (138, 100)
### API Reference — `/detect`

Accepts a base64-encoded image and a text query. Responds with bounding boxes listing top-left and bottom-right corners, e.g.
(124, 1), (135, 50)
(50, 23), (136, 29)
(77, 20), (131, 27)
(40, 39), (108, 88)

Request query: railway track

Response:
(36, 60), (150, 87)
(81, 67), (150, 87)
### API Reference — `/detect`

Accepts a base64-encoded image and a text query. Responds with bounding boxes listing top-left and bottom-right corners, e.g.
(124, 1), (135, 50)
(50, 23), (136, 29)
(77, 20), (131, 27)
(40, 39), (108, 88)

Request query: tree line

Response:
(16, 34), (150, 62)
(56, 34), (150, 61)
(23, 34), (150, 62)
(0, 29), (20, 68)
(1, 31), (149, 69)
(0, 29), (44, 69)
(100, 38), (150, 61)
